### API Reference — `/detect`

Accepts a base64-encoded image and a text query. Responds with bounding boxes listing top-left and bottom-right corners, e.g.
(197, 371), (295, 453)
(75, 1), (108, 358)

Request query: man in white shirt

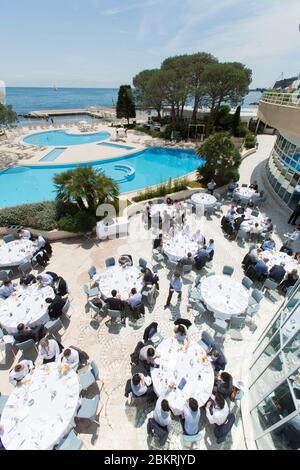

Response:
(35, 235), (46, 251)
(192, 229), (205, 245)
(153, 397), (172, 432)
(36, 273), (53, 287)
(0, 280), (16, 299)
(205, 239), (215, 259)
(126, 288), (142, 310)
(9, 359), (34, 386)
(206, 393), (229, 426)
(131, 373), (154, 398)
(139, 345), (160, 367)
(285, 229), (300, 245)
(58, 347), (79, 371)
(17, 228), (31, 240)
(38, 338), (60, 364)
(182, 398), (200, 435)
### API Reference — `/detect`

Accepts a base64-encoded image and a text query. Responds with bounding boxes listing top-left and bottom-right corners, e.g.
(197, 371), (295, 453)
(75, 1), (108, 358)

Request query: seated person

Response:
(261, 218), (273, 233)
(140, 267), (159, 290)
(255, 258), (269, 277)
(45, 271), (59, 282)
(205, 239), (215, 260)
(17, 228), (31, 240)
(261, 238), (276, 251)
(153, 397), (172, 432)
(9, 360), (34, 386)
(192, 229), (205, 245)
(58, 347), (79, 371)
(166, 197), (173, 206)
(54, 276), (68, 297)
(177, 252), (194, 269)
(153, 234), (163, 250)
(207, 347), (227, 372)
(139, 345), (160, 367)
(285, 229), (300, 244)
(206, 393), (229, 426)
(249, 222), (263, 236)
(194, 246), (209, 270)
(207, 179), (216, 195)
(0, 279), (16, 299)
(126, 288), (142, 310)
(118, 255), (133, 267)
(294, 252), (300, 263)
(33, 234), (46, 254)
(280, 242), (293, 256)
(13, 323), (45, 343)
(227, 180), (237, 193)
(269, 262), (286, 284)
(226, 205), (236, 218)
(46, 295), (66, 319)
(249, 181), (258, 191)
(280, 269), (299, 293)
(38, 337), (61, 364)
(104, 289), (125, 311)
(182, 398), (200, 436)
(20, 273), (36, 286)
(234, 214), (245, 232)
(215, 372), (233, 399)
(249, 191), (261, 204)
(36, 273), (53, 287)
(130, 373), (154, 397)
(174, 324), (189, 349)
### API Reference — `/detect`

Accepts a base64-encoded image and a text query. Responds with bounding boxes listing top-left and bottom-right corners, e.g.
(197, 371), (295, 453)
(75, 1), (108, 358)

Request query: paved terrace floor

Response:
(0, 135), (294, 450)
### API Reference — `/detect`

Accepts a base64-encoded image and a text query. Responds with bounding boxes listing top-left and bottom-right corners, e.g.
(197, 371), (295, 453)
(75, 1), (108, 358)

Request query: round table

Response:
(163, 232), (200, 262)
(0, 240), (35, 268)
(239, 210), (264, 233)
(191, 193), (216, 208)
(233, 187), (255, 200)
(200, 274), (249, 320)
(97, 265), (144, 301)
(0, 285), (54, 334)
(261, 250), (300, 273)
(151, 338), (214, 414)
(1, 363), (80, 450)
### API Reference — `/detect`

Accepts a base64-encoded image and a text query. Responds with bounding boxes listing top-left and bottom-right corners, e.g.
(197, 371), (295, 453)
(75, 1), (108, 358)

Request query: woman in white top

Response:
(38, 337), (60, 364)
(58, 347), (79, 371)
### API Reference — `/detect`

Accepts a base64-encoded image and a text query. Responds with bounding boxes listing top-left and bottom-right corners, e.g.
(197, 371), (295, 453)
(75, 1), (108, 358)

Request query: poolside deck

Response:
(26, 107), (116, 118)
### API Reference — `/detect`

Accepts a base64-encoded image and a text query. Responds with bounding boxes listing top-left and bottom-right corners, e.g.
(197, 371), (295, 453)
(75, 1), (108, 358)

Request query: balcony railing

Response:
(260, 91), (300, 108)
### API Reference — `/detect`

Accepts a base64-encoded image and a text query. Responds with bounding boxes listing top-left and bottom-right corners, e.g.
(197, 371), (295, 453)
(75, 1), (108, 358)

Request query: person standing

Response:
(164, 271), (182, 309)
(288, 202), (300, 225)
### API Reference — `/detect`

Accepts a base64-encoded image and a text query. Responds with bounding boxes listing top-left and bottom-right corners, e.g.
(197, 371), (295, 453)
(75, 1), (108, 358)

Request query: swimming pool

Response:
(40, 148), (66, 162)
(0, 147), (204, 208)
(23, 129), (111, 147)
(97, 142), (135, 150)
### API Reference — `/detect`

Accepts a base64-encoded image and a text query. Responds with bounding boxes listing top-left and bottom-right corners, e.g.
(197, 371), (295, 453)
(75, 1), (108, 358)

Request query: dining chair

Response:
(105, 257), (115, 268)
(76, 395), (102, 425)
(83, 283), (100, 301)
(0, 394), (9, 414)
(45, 318), (64, 338)
(0, 270), (10, 282)
(106, 308), (123, 325)
(62, 298), (71, 318)
(166, 259), (177, 271)
(56, 430), (83, 450)
(88, 266), (97, 279)
(242, 276), (253, 290)
(138, 258), (147, 270)
(18, 262), (32, 277)
(222, 265), (234, 276)
(3, 234), (14, 243)
(181, 430), (204, 449)
(15, 338), (38, 355)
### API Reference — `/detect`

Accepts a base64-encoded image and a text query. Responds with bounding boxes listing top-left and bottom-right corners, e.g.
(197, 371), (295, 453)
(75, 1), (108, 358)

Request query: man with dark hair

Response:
(104, 289), (124, 311)
(58, 347), (79, 371)
(194, 246), (209, 270)
(206, 392), (229, 426)
(147, 398), (171, 446)
(139, 344), (160, 368)
(288, 201), (300, 225)
(46, 295), (66, 319)
(9, 360), (34, 386)
(208, 347), (227, 372)
(153, 234), (163, 250)
(177, 252), (194, 270)
(140, 267), (159, 290)
(13, 323), (45, 343)
(216, 372), (233, 399)
(126, 287), (142, 310)
(130, 373), (155, 398)
(0, 279), (16, 299)
(182, 398), (200, 435)
(164, 271), (182, 309)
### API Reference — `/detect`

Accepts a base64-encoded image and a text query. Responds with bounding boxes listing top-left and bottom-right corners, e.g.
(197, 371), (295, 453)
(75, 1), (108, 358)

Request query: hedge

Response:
(0, 201), (58, 231)
(132, 178), (189, 202)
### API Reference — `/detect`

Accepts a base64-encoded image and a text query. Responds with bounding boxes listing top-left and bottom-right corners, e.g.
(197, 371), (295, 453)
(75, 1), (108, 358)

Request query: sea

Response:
(4, 87), (262, 125)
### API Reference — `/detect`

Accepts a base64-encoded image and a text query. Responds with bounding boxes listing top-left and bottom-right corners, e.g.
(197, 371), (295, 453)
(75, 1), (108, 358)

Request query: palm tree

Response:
(53, 166), (119, 214)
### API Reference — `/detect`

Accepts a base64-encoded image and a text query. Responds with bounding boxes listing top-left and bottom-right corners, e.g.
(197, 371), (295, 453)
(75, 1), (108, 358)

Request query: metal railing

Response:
(260, 91), (300, 108)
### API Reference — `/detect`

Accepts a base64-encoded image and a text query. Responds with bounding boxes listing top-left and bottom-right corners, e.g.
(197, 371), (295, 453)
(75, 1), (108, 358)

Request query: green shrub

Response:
(57, 212), (97, 233)
(132, 178), (189, 202)
(134, 125), (162, 138)
(234, 126), (248, 138)
(244, 130), (256, 149)
(0, 201), (58, 231)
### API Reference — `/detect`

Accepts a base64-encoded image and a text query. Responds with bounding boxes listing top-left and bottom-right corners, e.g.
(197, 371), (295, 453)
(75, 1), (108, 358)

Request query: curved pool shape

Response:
(0, 148), (204, 208)
(23, 129), (111, 147)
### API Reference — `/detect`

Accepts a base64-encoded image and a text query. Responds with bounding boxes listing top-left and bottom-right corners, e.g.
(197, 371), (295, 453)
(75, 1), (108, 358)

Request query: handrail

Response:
(260, 91), (300, 108)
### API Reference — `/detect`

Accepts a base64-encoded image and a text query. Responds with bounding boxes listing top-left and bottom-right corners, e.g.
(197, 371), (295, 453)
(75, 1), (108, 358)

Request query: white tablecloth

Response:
(191, 193), (216, 208)
(96, 217), (129, 240)
(200, 274), (249, 320)
(0, 285), (54, 334)
(1, 363), (80, 450)
(239, 209), (264, 233)
(151, 338), (214, 414)
(150, 204), (176, 217)
(96, 265), (143, 301)
(261, 250), (300, 273)
(0, 240), (35, 268)
(163, 232), (200, 262)
(233, 188), (255, 200)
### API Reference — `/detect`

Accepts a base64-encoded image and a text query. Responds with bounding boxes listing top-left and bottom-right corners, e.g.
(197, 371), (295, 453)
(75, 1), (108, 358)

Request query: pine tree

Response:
(116, 85), (136, 124)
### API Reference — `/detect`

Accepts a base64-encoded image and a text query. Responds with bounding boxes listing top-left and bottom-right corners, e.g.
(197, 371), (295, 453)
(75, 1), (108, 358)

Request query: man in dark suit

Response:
(54, 276), (68, 297)
(269, 263), (286, 284)
(194, 247), (209, 270)
(45, 295), (66, 319)
(208, 346), (227, 372)
(14, 323), (45, 343)
(104, 289), (125, 311)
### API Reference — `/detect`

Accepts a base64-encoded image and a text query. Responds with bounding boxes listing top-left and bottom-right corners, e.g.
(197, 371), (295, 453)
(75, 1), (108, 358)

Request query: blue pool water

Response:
(97, 142), (135, 150)
(40, 148), (66, 162)
(23, 130), (111, 147)
(0, 148), (204, 208)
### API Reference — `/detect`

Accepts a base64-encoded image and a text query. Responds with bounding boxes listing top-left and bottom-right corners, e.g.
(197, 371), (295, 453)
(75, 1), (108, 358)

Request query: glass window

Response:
(251, 332), (281, 382)
(288, 368), (300, 410)
(253, 315), (281, 360)
(250, 353), (285, 405)
(251, 379), (296, 435)
(256, 413), (300, 450)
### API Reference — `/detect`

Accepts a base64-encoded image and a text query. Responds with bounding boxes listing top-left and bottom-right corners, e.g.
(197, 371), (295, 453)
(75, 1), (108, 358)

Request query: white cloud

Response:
(101, 0), (158, 16)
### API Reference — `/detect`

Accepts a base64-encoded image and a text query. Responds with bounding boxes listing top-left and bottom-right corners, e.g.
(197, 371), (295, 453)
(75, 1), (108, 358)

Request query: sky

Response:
(1, 0), (299, 88)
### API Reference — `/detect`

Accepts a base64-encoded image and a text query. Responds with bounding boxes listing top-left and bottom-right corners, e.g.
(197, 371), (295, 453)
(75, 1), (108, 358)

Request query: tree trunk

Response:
(156, 107), (161, 121)
(192, 96), (199, 123)
(171, 104), (176, 130)
(76, 197), (87, 211)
